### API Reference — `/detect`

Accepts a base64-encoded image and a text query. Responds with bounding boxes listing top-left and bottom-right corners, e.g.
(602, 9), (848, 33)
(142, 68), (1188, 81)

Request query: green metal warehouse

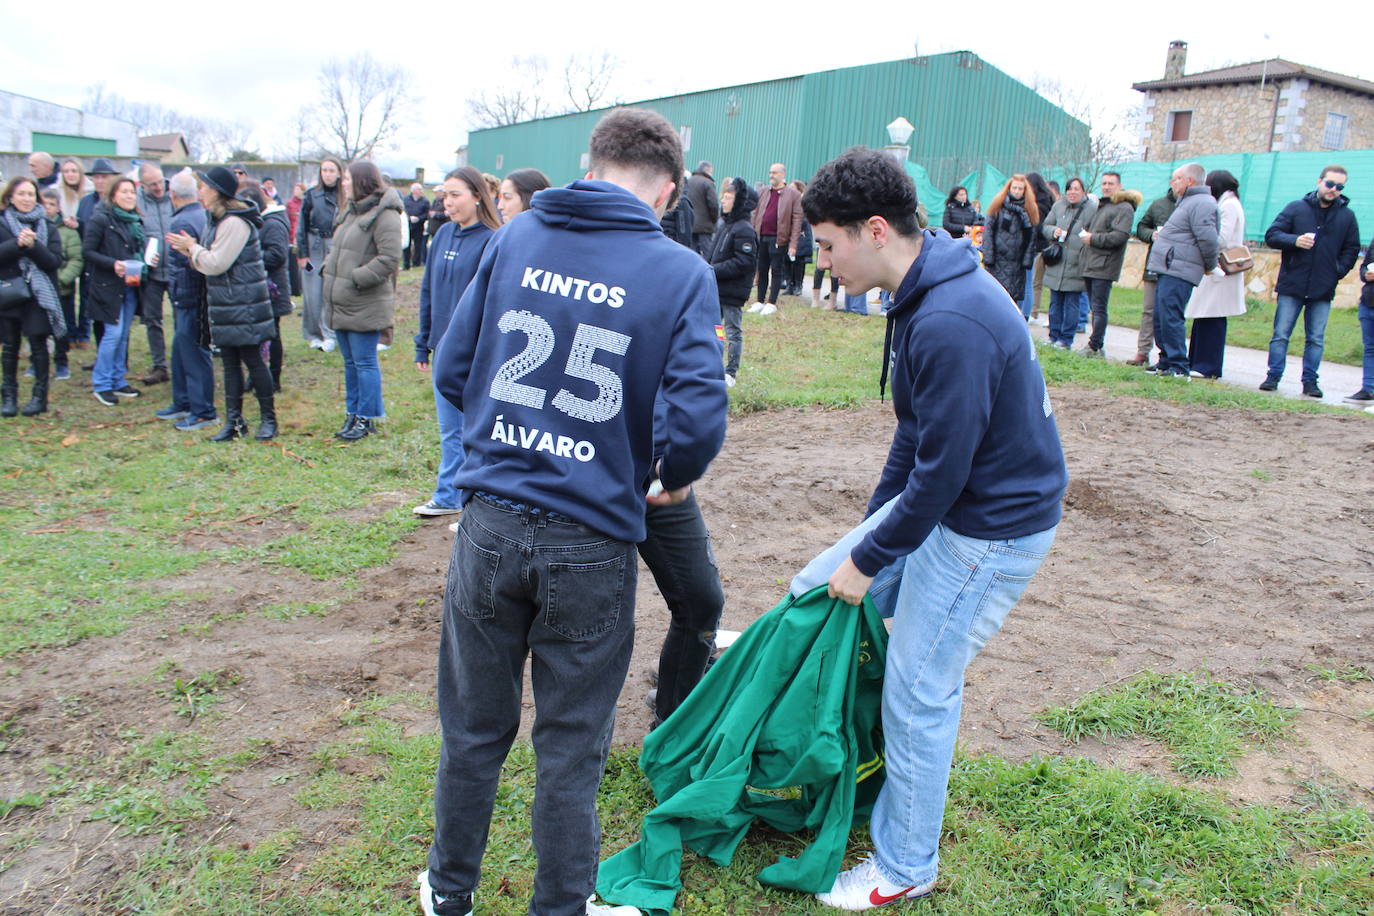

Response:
(464, 52), (1088, 200)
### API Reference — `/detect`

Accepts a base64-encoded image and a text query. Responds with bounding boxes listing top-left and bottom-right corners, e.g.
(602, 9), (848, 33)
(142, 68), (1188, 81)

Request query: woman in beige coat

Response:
(321, 161), (403, 440)
(1185, 170), (1245, 379)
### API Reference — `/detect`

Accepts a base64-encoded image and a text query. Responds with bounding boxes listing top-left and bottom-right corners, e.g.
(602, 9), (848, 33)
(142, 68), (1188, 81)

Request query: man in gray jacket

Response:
(137, 161), (174, 384)
(686, 161), (719, 256)
(1146, 163), (1219, 378)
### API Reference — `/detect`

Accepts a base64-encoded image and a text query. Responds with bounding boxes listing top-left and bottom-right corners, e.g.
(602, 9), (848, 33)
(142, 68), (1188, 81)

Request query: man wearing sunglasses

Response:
(1261, 166), (1361, 398)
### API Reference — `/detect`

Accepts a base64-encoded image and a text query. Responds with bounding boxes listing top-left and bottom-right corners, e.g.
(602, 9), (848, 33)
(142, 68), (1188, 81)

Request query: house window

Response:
(495, 154), (504, 169)
(1322, 112), (1348, 149)
(678, 125), (692, 153)
(1165, 110), (1192, 143)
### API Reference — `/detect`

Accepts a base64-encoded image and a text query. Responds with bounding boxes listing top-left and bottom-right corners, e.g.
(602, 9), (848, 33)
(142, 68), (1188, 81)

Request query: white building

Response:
(0, 89), (139, 157)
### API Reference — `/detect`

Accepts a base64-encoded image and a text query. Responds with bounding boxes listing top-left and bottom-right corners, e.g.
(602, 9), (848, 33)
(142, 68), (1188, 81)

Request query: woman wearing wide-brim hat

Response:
(167, 166), (277, 441)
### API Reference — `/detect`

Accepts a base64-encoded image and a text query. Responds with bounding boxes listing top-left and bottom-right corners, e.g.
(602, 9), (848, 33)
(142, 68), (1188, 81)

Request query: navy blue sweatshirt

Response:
(851, 230), (1067, 576)
(416, 220), (495, 362)
(433, 180), (728, 543)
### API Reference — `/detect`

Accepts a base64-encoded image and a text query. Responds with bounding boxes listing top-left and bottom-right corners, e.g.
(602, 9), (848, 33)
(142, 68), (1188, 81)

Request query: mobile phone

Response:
(304, 262), (315, 273)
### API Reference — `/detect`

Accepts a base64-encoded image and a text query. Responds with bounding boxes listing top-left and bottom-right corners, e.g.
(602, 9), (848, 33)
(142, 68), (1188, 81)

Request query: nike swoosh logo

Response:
(869, 886), (917, 906)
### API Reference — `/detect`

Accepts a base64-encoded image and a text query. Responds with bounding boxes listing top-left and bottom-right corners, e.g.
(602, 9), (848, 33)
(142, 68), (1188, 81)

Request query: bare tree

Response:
(466, 53), (623, 129)
(312, 53), (414, 160)
(563, 52), (621, 112)
(83, 84), (252, 162)
(1020, 77), (1134, 189)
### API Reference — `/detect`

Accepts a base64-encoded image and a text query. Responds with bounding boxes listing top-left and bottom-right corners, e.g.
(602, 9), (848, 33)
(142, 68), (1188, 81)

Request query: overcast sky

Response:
(3, 2), (1368, 178)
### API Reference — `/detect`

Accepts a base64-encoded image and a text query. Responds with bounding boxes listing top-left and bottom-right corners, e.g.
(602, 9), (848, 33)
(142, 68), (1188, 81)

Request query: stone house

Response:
(1133, 41), (1374, 160)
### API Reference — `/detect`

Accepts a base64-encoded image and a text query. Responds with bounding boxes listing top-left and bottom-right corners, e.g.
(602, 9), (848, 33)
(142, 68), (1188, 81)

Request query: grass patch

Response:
(1038, 670), (1292, 777)
(1304, 663), (1374, 683)
(1099, 286), (1366, 367)
(111, 726), (1373, 916)
(160, 668), (243, 721)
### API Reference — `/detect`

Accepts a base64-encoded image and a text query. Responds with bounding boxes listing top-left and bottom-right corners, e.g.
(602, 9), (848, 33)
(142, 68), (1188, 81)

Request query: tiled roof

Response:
(1133, 58), (1374, 96)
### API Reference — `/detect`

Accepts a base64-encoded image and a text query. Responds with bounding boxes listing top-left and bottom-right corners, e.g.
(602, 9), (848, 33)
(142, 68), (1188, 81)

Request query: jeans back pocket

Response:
(544, 554), (628, 641)
(452, 526), (501, 621)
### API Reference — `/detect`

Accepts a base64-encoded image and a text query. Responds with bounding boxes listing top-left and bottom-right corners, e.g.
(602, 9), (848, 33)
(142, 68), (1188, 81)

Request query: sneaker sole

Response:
(414, 507), (462, 517)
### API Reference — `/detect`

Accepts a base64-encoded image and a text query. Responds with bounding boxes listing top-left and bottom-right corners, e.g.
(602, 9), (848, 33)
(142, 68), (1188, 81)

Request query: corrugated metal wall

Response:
(465, 52), (1088, 196)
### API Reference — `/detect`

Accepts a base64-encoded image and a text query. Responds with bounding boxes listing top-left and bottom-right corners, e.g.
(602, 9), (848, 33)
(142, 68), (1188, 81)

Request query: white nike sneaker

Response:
(816, 856), (934, 910)
(586, 896), (641, 915)
(759, 303), (777, 315)
(745, 301), (765, 313)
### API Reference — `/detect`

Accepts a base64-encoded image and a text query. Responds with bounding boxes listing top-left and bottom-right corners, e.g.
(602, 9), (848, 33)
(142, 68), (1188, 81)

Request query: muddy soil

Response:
(3, 388), (1374, 912)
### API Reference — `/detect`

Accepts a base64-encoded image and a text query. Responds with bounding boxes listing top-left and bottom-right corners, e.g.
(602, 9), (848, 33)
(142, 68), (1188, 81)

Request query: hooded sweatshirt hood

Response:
(530, 179), (666, 234)
(724, 176), (757, 224)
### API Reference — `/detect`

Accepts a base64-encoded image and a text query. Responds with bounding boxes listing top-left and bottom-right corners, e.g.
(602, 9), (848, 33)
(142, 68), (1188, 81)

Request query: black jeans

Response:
(405, 222), (426, 270)
(219, 343), (272, 410)
(638, 490), (725, 724)
(268, 317), (283, 390)
(428, 494), (637, 916)
(1084, 277), (1113, 351)
(1, 319), (48, 386)
(754, 234), (789, 304)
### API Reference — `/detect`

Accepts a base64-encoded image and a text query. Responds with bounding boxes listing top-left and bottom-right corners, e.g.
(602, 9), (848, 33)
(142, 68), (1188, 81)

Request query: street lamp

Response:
(884, 116), (914, 162)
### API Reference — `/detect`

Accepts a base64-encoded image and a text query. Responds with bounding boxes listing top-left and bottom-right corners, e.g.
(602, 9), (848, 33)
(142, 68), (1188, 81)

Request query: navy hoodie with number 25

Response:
(433, 180), (728, 543)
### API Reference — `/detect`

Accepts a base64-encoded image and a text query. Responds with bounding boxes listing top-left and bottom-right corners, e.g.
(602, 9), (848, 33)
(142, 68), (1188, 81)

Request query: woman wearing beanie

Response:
(167, 166), (277, 441)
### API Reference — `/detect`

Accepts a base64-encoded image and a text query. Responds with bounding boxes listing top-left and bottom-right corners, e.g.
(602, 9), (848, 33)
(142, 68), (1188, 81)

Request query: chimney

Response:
(1165, 40), (1188, 81)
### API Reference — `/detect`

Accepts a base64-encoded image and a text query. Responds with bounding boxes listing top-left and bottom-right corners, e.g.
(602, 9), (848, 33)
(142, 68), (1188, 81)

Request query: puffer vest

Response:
(203, 210), (274, 348)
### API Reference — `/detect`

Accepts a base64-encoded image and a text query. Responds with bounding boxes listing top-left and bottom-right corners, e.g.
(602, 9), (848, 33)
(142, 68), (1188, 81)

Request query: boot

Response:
(334, 414), (359, 439)
(210, 400), (247, 441)
(337, 417), (375, 442)
(255, 397), (277, 441)
(20, 376), (49, 416)
(810, 288), (821, 308)
(1, 349), (17, 417)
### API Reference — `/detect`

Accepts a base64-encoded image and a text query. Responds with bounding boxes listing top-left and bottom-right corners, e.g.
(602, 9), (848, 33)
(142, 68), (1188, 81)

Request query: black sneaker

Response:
(1258, 377), (1279, 392)
(113, 385), (142, 399)
(93, 389), (119, 406)
(1344, 389), (1374, 402)
(1302, 382), (1323, 398)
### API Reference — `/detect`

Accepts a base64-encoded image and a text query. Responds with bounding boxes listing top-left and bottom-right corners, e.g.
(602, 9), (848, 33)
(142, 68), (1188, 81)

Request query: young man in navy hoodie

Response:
(793, 149), (1067, 910)
(420, 108), (729, 916)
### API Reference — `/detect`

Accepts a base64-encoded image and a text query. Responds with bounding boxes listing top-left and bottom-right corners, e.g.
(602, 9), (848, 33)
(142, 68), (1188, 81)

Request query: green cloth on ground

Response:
(597, 587), (888, 915)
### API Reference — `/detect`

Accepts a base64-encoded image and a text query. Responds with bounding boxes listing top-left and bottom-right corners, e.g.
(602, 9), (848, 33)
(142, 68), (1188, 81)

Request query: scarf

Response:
(112, 203), (147, 250)
(3, 206), (65, 338)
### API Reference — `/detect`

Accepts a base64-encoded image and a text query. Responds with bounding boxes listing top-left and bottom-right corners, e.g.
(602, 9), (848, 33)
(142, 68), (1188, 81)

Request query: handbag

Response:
(0, 275), (32, 308)
(1219, 245), (1253, 275)
(1041, 205), (1083, 267)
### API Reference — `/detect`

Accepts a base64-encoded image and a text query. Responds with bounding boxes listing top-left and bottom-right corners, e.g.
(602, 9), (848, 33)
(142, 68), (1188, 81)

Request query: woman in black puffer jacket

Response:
(167, 166), (276, 442)
(941, 185), (981, 239)
(981, 174), (1040, 305)
(241, 179), (292, 392)
(707, 176), (758, 386)
(0, 177), (65, 417)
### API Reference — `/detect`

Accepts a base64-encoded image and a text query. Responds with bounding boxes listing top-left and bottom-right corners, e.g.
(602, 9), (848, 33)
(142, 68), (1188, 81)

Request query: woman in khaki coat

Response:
(1185, 170), (1245, 379)
(321, 161), (403, 440)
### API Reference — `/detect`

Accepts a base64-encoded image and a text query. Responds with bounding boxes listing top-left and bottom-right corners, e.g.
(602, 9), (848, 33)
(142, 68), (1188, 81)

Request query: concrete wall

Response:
(1118, 238), (1363, 307)
(0, 90), (138, 155)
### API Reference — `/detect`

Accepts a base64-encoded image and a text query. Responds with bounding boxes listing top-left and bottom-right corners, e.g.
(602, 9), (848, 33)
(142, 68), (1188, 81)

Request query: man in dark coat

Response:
(403, 183), (431, 270)
(686, 161), (720, 256)
(1078, 172), (1142, 356)
(1260, 165), (1361, 397)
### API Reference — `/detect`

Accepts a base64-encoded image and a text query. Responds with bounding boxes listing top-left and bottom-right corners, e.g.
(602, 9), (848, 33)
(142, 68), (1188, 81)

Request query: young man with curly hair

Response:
(794, 147), (1067, 910)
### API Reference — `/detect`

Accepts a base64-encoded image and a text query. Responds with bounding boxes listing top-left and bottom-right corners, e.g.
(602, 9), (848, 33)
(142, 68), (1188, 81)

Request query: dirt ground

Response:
(3, 388), (1374, 911)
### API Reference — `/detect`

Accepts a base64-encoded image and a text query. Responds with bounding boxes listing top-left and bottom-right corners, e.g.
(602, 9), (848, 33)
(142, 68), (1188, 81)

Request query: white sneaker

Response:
(307, 338), (324, 350)
(414, 500), (462, 517)
(759, 303), (777, 316)
(745, 301), (765, 313)
(377, 342), (390, 351)
(816, 855), (934, 910)
(586, 896), (640, 915)
(417, 870), (472, 916)
(724, 373), (736, 388)
(321, 338), (336, 353)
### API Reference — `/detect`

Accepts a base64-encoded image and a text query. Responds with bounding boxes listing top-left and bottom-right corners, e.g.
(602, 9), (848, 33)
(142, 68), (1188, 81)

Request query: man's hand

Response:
(646, 483), (690, 506)
(416, 361), (430, 372)
(1365, 268), (1374, 282)
(788, 246), (797, 260)
(1296, 232), (1316, 250)
(827, 557), (874, 606)
(1079, 231), (1092, 246)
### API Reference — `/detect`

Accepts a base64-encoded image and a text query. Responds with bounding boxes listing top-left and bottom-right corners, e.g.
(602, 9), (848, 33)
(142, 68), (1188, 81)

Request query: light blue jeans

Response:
(92, 288), (137, 392)
(1266, 294), (1331, 384)
(791, 497), (1056, 888)
(431, 376), (466, 508)
(334, 329), (384, 419)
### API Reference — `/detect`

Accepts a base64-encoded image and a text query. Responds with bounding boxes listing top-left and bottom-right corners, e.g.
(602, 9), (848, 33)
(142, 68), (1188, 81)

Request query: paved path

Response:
(1027, 319), (1371, 412)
